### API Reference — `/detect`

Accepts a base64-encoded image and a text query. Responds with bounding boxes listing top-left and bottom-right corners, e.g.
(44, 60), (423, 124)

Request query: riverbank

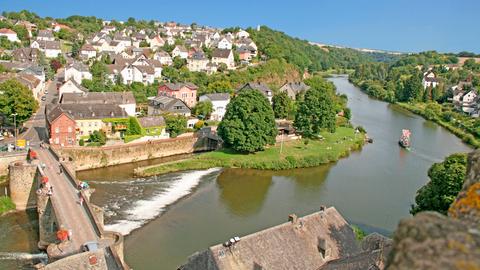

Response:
(0, 196), (15, 215)
(135, 127), (365, 176)
(397, 103), (480, 148)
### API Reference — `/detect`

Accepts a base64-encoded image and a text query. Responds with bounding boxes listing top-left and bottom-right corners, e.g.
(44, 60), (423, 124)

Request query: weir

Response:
(8, 146), (130, 270)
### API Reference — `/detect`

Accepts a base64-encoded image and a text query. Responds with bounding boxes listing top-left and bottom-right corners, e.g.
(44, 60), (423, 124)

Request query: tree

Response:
(294, 85), (336, 137)
(217, 63), (228, 73)
(402, 73), (423, 102)
(272, 91), (291, 119)
(126, 117), (142, 135)
(165, 115), (187, 138)
(192, 101), (213, 119)
(410, 153), (467, 215)
(173, 56), (186, 69)
(218, 89), (277, 153)
(0, 79), (38, 125)
(71, 40), (83, 58)
(89, 130), (106, 145)
(139, 40), (150, 48)
(50, 59), (62, 72)
(90, 60), (108, 79)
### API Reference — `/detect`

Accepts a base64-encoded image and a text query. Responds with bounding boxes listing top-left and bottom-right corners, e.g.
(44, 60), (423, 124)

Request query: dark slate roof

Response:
(149, 96), (191, 114)
(201, 93), (230, 101)
(37, 29), (54, 38)
(191, 51), (207, 60)
(60, 92), (136, 105)
(280, 82), (311, 94)
(160, 82), (198, 91)
(237, 82), (273, 97)
(180, 207), (362, 270)
(47, 103), (128, 122)
(67, 61), (89, 72)
(138, 116), (165, 128)
(35, 40), (60, 50)
(212, 48), (232, 58)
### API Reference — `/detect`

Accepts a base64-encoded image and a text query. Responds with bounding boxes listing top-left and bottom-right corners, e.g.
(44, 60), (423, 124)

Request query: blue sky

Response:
(1, 0), (479, 53)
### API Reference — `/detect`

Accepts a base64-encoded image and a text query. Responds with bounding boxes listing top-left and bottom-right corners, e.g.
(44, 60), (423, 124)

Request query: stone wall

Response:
(386, 150), (480, 269)
(8, 160), (38, 210)
(54, 135), (206, 171)
(0, 151), (27, 176)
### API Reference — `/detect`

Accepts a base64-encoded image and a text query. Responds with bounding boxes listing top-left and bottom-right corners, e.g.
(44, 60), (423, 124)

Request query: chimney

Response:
(320, 205), (326, 212)
(288, 214), (298, 224)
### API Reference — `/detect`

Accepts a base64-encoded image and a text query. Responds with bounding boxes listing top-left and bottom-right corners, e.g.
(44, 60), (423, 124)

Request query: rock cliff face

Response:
(386, 150), (480, 270)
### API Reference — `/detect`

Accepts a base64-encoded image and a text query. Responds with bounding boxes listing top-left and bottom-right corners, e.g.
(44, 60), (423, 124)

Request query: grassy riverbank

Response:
(136, 127), (365, 176)
(0, 175), (7, 184)
(0, 196), (15, 215)
(397, 103), (480, 148)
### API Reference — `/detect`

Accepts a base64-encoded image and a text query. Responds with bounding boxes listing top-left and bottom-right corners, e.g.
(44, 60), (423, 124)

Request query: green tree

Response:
(294, 85), (336, 137)
(173, 56), (186, 69)
(165, 115), (187, 138)
(218, 89), (277, 152)
(126, 117), (142, 135)
(192, 101), (213, 119)
(90, 60), (108, 79)
(272, 91), (291, 119)
(0, 79), (38, 125)
(410, 153), (467, 215)
(402, 74), (423, 102)
(139, 40), (150, 47)
(89, 130), (106, 145)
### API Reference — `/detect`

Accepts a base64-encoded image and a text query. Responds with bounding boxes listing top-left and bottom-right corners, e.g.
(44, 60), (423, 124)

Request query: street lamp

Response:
(11, 113), (17, 149)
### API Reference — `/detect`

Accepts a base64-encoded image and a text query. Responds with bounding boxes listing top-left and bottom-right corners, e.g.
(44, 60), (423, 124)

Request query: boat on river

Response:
(398, 129), (411, 149)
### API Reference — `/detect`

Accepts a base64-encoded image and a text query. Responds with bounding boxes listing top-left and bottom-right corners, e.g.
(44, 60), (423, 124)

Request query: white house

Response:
(80, 44), (97, 59)
(58, 79), (88, 100)
(0, 28), (19, 42)
(199, 93), (230, 121)
(422, 71), (439, 89)
(462, 90), (477, 104)
(154, 51), (173, 66)
(149, 35), (165, 49)
(172, 45), (189, 59)
(236, 30), (250, 39)
(217, 37), (233, 50)
(64, 62), (92, 84)
(30, 40), (61, 58)
(110, 64), (155, 85)
(187, 52), (209, 72)
(212, 49), (235, 69)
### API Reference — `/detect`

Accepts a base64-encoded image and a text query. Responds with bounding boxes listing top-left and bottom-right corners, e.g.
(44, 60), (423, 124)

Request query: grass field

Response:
(137, 127), (365, 176)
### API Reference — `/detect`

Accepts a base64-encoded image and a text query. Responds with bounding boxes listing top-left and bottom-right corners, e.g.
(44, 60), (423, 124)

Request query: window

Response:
(67, 126), (72, 133)
(55, 137), (59, 144)
(55, 127), (59, 133)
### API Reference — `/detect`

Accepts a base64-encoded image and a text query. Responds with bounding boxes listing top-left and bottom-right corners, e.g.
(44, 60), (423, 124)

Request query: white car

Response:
(0, 135), (4, 141)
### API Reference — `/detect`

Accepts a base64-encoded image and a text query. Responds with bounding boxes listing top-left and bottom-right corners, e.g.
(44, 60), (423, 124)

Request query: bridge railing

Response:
(48, 146), (130, 270)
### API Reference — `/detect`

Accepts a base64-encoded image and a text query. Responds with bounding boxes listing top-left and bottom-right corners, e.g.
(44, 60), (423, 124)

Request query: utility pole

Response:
(11, 113), (17, 149)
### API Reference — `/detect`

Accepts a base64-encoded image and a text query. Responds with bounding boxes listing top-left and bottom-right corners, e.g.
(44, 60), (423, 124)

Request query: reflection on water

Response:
(216, 169), (272, 216)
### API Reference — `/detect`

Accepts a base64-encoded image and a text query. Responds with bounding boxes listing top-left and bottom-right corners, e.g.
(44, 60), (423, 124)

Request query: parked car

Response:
(41, 96), (46, 101)
(0, 135), (4, 141)
(82, 241), (99, 252)
(45, 90), (49, 94)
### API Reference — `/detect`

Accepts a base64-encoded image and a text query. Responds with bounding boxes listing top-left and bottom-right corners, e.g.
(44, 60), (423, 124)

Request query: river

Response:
(0, 76), (472, 269)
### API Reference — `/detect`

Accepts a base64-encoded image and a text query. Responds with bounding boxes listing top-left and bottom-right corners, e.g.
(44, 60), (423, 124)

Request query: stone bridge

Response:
(8, 147), (129, 270)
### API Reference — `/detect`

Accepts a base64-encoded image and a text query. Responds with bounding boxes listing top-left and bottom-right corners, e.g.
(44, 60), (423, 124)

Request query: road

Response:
(20, 75), (59, 145)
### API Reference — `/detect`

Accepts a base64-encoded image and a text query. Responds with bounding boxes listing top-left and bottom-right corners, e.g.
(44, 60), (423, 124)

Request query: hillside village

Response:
(0, 13), (318, 147)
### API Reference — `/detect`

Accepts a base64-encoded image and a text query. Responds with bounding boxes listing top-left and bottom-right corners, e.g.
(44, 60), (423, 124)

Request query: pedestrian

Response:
(79, 196), (84, 206)
(67, 229), (72, 241)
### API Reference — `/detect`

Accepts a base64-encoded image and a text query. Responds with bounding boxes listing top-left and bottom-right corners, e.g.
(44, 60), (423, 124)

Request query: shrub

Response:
(79, 139), (85, 146)
(194, 120), (205, 130)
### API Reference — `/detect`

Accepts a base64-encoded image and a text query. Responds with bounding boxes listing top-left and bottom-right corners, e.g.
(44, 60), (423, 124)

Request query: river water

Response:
(0, 76), (472, 269)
